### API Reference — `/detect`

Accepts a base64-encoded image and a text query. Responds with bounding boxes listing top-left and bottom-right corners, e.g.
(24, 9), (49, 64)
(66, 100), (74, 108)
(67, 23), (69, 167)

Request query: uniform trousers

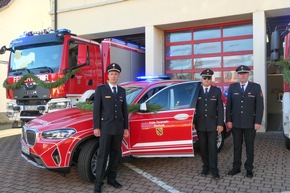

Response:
(232, 127), (256, 171)
(197, 130), (218, 173)
(94, 134), (123, 186)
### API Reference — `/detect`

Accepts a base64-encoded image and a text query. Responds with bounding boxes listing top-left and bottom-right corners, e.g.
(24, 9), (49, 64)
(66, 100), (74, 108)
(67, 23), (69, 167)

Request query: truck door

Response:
(129, 81), (200, 157)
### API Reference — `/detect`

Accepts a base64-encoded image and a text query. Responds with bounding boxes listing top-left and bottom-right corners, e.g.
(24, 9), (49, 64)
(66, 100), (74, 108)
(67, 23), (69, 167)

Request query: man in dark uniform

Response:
(226, 65), (264, 178)
(193, 69), (224, 180)
(93, 63), (129, 193)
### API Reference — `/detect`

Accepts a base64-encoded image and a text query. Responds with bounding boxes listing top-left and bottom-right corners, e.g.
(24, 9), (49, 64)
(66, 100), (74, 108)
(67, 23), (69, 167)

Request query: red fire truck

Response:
(20, 78), (231, 182)
(0, 29), (145, 127)
(271, 24), (290, 149)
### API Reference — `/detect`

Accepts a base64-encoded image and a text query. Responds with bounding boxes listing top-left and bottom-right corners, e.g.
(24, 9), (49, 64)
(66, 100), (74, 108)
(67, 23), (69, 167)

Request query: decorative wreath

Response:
(268, 59), (290, 85)
(3, 69), (79, 89)
(76, 102), (163, 114)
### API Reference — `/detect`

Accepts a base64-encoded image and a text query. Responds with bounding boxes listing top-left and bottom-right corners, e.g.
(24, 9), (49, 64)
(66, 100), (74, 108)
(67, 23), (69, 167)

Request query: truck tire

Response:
(77, 138), (99, 182)
(285, 136), (290, 150)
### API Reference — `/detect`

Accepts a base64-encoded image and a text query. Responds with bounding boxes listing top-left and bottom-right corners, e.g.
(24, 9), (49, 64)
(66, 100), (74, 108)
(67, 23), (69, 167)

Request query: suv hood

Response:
(27, 108), (93, 132)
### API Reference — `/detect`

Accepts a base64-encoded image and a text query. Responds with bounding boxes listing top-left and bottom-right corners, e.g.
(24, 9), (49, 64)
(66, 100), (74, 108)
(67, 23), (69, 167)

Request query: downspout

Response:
(54, 0), (57, 30)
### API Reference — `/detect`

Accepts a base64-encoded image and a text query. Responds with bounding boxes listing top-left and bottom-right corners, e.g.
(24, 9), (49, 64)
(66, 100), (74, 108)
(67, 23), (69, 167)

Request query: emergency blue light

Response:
(136, 75), (171, 81)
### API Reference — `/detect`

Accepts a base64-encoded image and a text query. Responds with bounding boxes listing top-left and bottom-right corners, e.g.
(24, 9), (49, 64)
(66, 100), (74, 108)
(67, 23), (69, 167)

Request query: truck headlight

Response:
(48, 101), (71, 111)
(7, 102), (15, 111)
(42, 129), (76, 139)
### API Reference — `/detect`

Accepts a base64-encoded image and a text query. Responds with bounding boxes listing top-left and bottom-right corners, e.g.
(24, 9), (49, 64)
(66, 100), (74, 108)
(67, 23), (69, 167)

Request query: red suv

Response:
(20, 79), (230, 182)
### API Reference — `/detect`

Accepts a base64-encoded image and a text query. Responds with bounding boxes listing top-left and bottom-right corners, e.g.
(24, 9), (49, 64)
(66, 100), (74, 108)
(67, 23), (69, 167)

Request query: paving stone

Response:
(0, 128), (290, 193)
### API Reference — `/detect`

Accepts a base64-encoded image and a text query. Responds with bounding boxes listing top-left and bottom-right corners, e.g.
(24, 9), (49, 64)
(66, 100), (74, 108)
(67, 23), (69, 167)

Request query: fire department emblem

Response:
(156, 127), (163, 136)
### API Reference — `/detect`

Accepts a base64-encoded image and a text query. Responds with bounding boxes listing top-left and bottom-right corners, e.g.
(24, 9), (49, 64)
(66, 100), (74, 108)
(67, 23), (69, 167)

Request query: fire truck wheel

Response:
(217, 131), (224, 152)
(285, 136), (290, 150)
(77, 138), (99, 182)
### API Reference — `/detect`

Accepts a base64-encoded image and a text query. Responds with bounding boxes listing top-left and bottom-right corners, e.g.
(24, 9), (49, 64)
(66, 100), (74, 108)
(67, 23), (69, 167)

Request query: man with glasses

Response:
(193, 69), (224, 180)
(226, 65), (264, 178)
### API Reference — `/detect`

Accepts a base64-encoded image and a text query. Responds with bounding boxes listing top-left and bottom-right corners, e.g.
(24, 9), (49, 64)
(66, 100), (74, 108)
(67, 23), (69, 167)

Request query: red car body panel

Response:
(20, 79), (204, 170)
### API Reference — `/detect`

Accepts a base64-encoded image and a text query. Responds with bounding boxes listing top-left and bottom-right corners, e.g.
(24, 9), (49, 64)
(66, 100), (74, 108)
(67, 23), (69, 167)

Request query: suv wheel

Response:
(285, 136), (290, 150)
(77, 138), (99, 182)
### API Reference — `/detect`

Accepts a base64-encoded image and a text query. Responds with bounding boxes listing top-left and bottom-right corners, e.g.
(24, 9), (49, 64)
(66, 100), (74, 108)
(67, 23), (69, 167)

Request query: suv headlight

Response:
(42, 129), (76, 139)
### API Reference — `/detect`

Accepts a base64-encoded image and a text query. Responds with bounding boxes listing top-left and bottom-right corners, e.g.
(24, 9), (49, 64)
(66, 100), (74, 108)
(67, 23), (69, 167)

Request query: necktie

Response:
(112, 86), (117, 96)
(205, 88), (208, 97)
(241, 84), (245, 93)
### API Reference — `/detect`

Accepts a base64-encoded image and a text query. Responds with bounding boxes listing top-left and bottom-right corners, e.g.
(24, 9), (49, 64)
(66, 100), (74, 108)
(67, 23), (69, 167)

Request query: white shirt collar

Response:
(202, 85), (211, 92)
(108, 83), (117, 92)
(240, 81), (248, 88)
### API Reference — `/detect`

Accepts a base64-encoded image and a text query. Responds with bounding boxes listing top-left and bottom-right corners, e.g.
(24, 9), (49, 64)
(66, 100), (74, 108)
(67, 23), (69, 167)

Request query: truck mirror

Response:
(77, 44), (88, 64)
(0, 46), (6, 54)
(140, 102), (147, 111)
(270, 30), (281, 61)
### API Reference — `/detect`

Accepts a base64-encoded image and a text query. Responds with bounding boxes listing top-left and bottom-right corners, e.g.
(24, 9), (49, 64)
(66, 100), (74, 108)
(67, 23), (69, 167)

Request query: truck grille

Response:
(22, 127), (36, 146)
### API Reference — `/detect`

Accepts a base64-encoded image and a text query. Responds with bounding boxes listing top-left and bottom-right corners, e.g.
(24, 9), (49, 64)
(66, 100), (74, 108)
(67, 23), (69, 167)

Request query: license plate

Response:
(23, 106), (38, 111)
(21, 144), (30, 155)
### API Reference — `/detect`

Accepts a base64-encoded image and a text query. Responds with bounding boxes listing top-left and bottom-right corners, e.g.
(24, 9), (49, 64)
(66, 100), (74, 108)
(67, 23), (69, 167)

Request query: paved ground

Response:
(0, 124), (290, 193)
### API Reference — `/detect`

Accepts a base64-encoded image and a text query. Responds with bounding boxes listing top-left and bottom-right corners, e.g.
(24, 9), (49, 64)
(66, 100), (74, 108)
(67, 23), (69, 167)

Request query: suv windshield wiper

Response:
(30, 66), (53, 73)
(10, 68), (31, 76)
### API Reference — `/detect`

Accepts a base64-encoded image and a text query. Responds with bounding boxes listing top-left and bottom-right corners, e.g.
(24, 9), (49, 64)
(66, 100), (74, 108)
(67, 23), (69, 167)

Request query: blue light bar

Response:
(136, 75), (171, 80)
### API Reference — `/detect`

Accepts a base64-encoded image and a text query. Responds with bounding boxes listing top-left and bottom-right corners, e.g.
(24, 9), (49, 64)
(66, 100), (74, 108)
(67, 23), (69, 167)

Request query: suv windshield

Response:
(9, 44), (63, 73)
(123, 86), (144, 104)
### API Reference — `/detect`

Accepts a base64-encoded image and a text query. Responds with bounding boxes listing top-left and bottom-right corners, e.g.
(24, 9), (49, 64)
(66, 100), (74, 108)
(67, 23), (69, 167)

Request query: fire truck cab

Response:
(1, 29), (145, 127)
(270, 23), (290, 149)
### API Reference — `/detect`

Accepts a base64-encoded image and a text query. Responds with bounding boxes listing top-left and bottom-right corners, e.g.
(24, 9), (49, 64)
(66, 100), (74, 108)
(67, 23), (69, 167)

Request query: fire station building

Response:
(1, 0), (290, 132)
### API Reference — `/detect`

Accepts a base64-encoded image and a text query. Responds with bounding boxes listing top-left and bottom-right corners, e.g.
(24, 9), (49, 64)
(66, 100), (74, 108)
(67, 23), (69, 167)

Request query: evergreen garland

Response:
(268, 59), (290, 85)
(76, 102), (163, 114)
(76, 102), (94, 111)
(3, 69), (79, 89)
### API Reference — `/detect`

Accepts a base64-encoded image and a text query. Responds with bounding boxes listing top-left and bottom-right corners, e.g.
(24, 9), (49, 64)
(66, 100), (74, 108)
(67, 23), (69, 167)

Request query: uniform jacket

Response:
(193, 85), (224, 132)
(226, 82), (264, 129)
(93, 83), (128, 135)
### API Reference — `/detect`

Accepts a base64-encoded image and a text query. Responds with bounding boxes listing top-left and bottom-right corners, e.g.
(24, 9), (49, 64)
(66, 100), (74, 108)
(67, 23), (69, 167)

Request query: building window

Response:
(165, 20), (253, 95)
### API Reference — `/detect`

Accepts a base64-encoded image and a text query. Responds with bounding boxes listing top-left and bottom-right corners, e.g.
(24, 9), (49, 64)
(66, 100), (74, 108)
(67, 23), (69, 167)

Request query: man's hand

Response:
(217, 125), (223, 133)
(123, 129), (129, 138)
(255, 124), (261, 131)
(192, 124), (195, 130)
(226, 122), (233, 129)
(93, 128), (100, 137)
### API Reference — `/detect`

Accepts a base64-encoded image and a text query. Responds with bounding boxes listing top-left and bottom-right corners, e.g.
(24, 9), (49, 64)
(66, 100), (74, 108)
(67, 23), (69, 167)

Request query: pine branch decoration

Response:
(76, 102), (163, 114)
(3, 69), (79, 89)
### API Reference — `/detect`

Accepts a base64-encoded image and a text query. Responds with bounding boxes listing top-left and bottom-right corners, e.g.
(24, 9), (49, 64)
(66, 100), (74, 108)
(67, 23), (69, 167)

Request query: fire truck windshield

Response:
(9, 44), (63, 73)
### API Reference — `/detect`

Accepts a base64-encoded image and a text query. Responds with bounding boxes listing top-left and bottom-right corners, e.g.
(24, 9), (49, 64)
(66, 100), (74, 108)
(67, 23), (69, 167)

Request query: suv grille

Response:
(22, 127), (36, 146)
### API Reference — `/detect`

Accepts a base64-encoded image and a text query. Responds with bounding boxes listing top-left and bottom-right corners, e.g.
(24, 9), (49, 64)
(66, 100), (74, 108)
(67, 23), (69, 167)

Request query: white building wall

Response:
(0, 0), (51, 113)
(253, 11), (267, 132)
(0, 0), (290, 129)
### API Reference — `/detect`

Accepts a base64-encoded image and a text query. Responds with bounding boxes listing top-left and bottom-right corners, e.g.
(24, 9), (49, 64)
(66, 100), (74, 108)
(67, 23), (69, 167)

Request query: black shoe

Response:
(227, 168), (241, 176)
(201, 169), (209, 176)
(107, 180), (122, 188)
(246, 171), (253, 178)
(94, 185), (102, 193)
(211, 172), (220, 180)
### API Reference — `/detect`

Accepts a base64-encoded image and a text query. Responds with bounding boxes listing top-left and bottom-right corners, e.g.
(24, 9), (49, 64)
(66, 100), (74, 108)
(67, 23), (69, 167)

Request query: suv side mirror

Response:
(140, 102), (147, 111)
